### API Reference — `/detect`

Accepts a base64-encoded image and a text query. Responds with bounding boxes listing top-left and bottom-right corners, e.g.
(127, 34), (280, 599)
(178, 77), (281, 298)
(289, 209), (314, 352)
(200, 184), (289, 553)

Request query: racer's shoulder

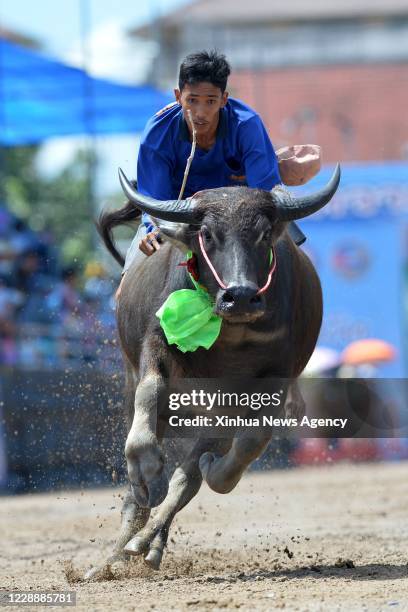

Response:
(141, 102), (182, 147)
(155, 101), (180, 117)
(225, 97), (262, 126)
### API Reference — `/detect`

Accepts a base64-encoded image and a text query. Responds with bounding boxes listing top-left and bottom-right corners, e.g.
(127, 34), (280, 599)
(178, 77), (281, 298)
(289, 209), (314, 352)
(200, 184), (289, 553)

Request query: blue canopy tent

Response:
(0, 39), (172, 145)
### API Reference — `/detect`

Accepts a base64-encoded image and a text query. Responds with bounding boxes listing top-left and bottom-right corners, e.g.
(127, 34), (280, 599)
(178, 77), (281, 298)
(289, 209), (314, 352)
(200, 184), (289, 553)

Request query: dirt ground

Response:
(2, 461), (408, 611)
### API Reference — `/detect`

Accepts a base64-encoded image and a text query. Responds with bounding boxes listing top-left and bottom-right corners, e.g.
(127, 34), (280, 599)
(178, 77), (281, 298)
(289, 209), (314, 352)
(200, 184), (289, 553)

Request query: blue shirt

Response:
(136, 97), (281, 230)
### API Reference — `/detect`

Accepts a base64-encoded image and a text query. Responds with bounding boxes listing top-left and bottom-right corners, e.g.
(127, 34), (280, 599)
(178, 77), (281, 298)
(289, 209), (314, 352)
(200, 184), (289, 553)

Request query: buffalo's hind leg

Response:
(199, 382), (303, 493)
(200, 434), (271, 494)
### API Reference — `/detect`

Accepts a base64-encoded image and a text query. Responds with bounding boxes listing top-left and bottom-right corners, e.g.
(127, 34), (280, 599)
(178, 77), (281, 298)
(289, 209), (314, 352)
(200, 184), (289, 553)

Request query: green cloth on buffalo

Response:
(155, 252), (222, 352)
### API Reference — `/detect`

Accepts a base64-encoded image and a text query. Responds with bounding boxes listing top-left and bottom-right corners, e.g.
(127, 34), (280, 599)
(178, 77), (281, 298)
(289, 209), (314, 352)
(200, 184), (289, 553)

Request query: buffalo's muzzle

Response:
(216, 283), (265, 319)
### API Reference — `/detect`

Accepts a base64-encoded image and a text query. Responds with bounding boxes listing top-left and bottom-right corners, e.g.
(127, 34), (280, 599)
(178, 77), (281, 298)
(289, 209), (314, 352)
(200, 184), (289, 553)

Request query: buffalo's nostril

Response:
(223, 291), (235, 304)
(218, 283), (265, 315)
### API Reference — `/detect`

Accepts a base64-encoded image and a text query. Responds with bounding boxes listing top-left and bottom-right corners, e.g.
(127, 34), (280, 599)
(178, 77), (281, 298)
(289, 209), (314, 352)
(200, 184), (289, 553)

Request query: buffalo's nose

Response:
(217, 283), (265, 315)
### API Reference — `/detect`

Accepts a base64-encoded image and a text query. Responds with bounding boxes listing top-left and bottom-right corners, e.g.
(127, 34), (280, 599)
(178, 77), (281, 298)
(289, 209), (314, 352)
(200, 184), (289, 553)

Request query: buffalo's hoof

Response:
(83, 565), (101, 581)
(83, 563), (116, 582)
(123, 536), (146, 555)
(83, 553), (129, 581)
(124, 527), (167, 570)
(144, 547), (162, 571)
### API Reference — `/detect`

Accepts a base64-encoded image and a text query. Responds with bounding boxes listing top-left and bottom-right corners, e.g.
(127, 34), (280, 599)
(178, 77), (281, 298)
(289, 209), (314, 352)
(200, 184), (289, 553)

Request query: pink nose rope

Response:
(257, 248), (277, 295)
(198, 232), (276, 295)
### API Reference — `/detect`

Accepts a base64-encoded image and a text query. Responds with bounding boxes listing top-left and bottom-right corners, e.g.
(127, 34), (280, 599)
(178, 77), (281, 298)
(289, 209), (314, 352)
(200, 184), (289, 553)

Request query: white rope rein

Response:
(178, 109), (197, 200)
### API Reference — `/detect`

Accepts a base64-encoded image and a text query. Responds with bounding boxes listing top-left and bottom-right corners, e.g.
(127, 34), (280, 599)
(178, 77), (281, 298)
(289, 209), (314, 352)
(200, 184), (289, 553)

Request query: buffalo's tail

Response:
(96, 190), (141, 267)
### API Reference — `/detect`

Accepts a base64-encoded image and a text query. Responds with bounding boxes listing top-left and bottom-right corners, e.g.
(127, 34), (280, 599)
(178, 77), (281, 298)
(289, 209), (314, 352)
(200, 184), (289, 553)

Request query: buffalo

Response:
(89, 165), (340, 574)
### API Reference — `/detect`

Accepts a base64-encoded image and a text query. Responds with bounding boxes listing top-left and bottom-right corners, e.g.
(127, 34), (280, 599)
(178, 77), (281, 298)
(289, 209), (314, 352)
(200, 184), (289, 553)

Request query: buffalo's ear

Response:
(153, 218), (191, 253)
(259, 208), (285, 242)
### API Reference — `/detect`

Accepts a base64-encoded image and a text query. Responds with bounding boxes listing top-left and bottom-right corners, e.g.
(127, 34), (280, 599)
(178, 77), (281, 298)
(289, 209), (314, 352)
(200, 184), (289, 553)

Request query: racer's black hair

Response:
(178, 50), (231, 93)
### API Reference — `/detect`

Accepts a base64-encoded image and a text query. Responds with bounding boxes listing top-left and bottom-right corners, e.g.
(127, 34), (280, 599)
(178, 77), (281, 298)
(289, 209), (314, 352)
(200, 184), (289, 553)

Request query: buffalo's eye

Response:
(262, 229), (272, 243)
(201, 227), (212, 243)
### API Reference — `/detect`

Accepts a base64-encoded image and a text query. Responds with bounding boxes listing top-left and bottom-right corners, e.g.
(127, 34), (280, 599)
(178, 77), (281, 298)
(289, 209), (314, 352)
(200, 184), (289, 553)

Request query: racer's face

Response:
(175, 82), (228, 138)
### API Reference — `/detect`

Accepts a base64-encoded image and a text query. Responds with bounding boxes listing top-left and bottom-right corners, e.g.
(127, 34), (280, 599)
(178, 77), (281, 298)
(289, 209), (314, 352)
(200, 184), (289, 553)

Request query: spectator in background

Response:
(0, 276), (24, 319)
(0, 204), (119, 369)
(18, 276), (57, 325)
(46, 267), (82, 325)
(14, 248), (43, 295)
(9, 219), (37, 258)
(0, 276), (23, 365)
(37, 225), (59, 277)
(0, 208), (16, 279)
(83, 261), (113, 302)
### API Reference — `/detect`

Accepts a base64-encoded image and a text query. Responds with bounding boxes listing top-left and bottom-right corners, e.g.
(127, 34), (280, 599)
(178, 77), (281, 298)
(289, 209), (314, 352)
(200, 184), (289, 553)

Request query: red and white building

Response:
(130, 0), (408, 163)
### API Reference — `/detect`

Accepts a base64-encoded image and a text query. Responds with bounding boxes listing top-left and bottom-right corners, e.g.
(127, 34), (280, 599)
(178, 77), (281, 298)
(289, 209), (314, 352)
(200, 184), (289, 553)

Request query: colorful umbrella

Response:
(341, 338), (396, 365)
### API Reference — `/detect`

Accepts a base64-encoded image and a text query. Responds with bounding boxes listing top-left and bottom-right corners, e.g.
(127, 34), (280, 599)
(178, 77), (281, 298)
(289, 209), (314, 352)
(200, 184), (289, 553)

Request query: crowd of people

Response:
(0, 206), (118, 370)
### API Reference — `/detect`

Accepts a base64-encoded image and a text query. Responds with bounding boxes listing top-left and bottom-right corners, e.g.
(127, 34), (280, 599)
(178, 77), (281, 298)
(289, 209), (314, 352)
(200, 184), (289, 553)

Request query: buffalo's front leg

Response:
(124, 439), (220, 569)
(84, 487), (150, 580)
(125, 372), (169, 508)
(200, 434), (271, 494)
(124, 462), (202, 569)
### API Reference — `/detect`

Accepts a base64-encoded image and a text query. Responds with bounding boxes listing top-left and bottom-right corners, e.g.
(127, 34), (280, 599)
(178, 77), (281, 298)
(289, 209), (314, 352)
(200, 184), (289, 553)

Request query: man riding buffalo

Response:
(87, 50), (338, 576)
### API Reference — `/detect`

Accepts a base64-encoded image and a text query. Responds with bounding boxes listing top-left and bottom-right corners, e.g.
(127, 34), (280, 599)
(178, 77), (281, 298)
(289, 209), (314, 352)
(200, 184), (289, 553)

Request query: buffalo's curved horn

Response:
(273, 164), (341, 221)
(118, 168), (199, 223)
